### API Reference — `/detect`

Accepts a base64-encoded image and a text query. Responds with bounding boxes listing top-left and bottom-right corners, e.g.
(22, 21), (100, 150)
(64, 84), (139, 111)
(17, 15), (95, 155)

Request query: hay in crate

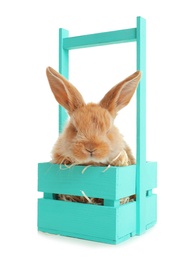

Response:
(55, 150), (136, 205)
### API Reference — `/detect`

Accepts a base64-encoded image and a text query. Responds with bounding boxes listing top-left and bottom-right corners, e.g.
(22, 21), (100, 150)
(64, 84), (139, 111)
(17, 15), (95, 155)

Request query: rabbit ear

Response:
(99, 71), (141, 117)
(46, 67), (85, 114)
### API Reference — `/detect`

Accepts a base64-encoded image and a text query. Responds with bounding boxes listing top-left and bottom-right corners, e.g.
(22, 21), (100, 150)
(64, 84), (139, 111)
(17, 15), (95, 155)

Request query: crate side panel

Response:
(38, 163), (136, 200)
(38, 162), (118, 199)
(145, 194), (157, 228)
(38, 199), (117, 241)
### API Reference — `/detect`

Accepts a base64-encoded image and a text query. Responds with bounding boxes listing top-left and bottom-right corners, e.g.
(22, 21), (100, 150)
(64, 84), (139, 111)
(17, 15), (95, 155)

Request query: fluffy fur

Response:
(52, 103), (135, 166)
(46, 67), (141, 204)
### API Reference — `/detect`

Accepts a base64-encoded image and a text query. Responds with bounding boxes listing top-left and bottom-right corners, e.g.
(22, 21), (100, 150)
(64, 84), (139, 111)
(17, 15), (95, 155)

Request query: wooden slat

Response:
(38, 199), (117, 242)
(62, 28), (136, 50)
(38, 162), (136, 200)
(136, 16), (147, 235)
(38, 199), (136, 244)
(59, 28), (69, 133)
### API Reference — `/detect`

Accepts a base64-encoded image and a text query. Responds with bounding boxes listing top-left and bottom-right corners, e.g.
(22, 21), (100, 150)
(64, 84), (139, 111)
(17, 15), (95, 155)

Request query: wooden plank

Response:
(38, 162), (136, 200)
(38, 163), (116, 199)
(38, 199), (137, 244)
(59, 28), (69, 133)
(136, 16), (147, 235)
(38, 199), (117, 242)
(136, 17), (146, 164)
(62, 28), (136, 50)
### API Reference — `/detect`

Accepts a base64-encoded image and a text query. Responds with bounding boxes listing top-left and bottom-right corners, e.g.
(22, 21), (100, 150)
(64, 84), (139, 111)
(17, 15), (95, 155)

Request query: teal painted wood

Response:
(38, 199), (117, 242)
(38, 199), (137, 244)
(145, 162), (157, 230)
(38, 160), (157, 243)
(38, 162), (136, 200)
(38, 161), (156, 199)
(59, 28), (69, 133)
(136, 16), (147, 235)
(38, 194), (156, 244)
(62, 28), (136, 50)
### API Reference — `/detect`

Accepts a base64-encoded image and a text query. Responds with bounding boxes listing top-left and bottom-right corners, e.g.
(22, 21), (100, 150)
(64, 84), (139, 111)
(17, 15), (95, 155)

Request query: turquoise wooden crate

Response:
(38, 16), (157, 244)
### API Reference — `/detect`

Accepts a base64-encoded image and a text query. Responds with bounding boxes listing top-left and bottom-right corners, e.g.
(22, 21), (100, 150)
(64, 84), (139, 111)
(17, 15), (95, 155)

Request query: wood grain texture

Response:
(38, 163), (136, 200)
(38, 199), (137, 244)
(62, 28), (136, 50)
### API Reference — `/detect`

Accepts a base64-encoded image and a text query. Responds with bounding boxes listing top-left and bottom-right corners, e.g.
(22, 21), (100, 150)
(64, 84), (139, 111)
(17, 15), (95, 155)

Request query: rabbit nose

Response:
(86, 148), (96, 156)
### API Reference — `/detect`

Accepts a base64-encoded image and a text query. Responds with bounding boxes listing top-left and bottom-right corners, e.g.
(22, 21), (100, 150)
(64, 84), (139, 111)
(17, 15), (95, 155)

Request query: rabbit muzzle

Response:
(72, 139), (110, 164)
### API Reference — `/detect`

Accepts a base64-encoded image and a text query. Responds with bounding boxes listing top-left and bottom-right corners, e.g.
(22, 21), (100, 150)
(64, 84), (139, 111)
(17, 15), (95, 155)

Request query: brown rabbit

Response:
(46, 67), (141, 204)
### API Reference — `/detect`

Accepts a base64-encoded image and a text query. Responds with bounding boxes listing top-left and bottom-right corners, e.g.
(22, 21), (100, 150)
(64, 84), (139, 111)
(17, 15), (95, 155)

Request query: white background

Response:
(1, 0), (190, 259)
